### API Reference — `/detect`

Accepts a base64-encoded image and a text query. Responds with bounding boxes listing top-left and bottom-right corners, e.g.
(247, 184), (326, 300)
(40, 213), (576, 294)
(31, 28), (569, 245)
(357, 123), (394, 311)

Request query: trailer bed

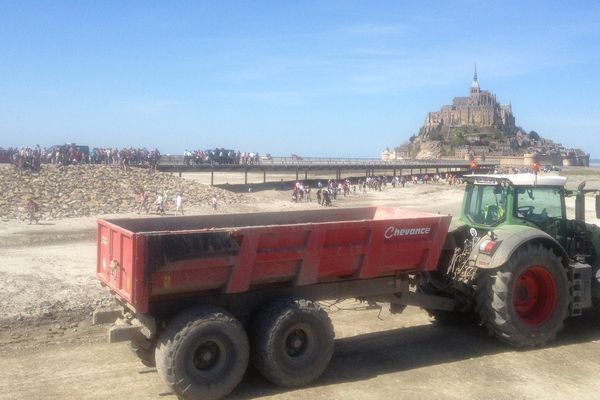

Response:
(97, 207), (451, 313)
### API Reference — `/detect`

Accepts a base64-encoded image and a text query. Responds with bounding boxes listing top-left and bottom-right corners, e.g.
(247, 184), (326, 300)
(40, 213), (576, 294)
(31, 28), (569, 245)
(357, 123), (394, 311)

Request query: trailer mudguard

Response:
(469, 225), (569, 270)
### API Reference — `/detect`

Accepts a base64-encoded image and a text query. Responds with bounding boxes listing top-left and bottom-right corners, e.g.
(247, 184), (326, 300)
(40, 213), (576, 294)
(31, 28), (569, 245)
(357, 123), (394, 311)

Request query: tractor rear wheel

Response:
(476, 244), (568, 347)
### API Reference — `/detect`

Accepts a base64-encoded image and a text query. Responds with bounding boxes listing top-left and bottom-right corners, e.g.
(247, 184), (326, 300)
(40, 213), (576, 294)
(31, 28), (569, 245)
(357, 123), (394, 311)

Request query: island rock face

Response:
(383, 67), (588, 166)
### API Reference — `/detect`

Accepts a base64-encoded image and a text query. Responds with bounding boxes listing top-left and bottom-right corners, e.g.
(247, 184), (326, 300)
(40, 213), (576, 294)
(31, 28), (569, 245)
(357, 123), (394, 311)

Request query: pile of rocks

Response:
(0, 165), (249, 221)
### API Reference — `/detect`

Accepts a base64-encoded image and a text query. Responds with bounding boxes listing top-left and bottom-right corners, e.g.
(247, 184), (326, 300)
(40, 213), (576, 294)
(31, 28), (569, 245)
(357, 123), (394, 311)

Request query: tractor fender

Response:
(469, 225), (569, 270)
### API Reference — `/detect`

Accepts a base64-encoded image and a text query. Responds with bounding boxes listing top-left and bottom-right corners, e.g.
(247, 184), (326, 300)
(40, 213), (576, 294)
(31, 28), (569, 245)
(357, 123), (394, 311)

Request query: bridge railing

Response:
(158, 155), (491, 167)
(261, 157), (487, 166)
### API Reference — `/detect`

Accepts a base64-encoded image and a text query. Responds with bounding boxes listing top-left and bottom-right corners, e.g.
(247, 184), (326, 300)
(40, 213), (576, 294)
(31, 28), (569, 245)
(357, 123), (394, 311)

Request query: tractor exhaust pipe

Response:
(576, 181), (586, 222)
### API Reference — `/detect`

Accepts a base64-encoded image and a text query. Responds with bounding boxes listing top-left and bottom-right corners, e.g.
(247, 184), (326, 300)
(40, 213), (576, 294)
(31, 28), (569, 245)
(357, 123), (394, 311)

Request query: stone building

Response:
(381, 144), (411, 161)
(422, 67), (515, 137)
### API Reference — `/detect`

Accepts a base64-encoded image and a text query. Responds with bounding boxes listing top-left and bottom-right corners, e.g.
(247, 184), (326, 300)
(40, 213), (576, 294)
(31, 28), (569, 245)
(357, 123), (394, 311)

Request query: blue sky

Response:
(1, 1), (599, 157)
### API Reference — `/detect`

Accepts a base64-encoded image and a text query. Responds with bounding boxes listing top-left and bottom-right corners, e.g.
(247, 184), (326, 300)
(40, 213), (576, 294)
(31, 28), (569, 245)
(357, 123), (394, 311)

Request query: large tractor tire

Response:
(154, 306), (249, 400)
(476, 244), (569, 347)
(250, 298), (334, 387)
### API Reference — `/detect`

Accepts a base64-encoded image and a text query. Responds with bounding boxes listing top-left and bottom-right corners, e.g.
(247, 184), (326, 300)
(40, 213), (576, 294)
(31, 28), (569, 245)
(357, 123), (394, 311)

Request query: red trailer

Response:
(96, 207), (452, 400)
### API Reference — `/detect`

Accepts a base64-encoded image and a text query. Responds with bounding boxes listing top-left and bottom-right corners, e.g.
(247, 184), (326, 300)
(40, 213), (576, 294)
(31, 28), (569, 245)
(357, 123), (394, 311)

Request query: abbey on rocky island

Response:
(422, 66), (515, 139)
(383, 67), (588, 166)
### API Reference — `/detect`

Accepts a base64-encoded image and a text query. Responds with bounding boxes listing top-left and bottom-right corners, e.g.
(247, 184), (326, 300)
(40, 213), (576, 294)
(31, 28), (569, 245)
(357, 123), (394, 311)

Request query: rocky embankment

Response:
(0, 164), (249, 221)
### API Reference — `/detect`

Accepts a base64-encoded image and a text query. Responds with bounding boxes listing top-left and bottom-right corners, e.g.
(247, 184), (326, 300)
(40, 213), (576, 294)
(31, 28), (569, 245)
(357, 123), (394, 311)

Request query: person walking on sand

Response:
(155, 193), (165, 215)
(27, 198), (38, 224)
(138, 189), (148, 214)
(175, 193), (184, 216)
(163, 190), (170, 212)
(211, 193), (218, 211)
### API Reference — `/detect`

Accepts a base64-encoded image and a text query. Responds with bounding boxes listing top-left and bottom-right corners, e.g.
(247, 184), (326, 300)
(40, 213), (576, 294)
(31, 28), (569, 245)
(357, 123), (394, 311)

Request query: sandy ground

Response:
(2, 168), (600, 399)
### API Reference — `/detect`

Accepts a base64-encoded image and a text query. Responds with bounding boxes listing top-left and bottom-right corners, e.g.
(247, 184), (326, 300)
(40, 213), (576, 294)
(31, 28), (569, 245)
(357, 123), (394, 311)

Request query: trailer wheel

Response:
(251, 298), (334, 387)
(476, 244), (568, 347)
(154, 307), (249, 400)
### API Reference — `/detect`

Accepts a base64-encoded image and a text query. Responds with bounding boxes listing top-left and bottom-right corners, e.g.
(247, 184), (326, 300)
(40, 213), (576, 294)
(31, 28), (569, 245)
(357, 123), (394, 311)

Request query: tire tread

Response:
(476, 244), (569, 347)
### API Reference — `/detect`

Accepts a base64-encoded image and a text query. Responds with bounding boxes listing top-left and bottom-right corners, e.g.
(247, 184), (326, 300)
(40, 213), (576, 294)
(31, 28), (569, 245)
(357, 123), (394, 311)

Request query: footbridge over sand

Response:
(157, 156), (494, 186)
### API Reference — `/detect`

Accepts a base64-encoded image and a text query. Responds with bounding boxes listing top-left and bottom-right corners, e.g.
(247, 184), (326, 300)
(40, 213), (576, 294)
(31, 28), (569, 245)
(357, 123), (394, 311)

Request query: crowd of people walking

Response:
(89, 147), (161, 169)
(1, 145), (161, 174)
(290, 172), (467, 207)
(183, 149), (260, 166)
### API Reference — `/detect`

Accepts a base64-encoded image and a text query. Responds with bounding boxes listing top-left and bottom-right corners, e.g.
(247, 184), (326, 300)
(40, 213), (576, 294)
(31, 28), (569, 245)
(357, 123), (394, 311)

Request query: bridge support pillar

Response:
(245, 170), (248, 185)
(296, 169), (299, 181)
(263, 170), (266, 183)
(179, 171), (182, 178)
(211, 170), (214, 186)
(305, 170), (308, 181)
(393, 168), (396, 178)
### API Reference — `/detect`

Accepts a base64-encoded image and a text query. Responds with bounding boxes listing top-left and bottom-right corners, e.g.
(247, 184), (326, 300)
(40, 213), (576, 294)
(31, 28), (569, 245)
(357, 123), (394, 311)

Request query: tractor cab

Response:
(461, 173), (597, 260)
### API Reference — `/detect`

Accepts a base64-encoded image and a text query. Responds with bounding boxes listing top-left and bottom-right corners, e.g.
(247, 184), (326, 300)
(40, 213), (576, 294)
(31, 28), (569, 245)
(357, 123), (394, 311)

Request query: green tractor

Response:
(421, 173), (600, 347)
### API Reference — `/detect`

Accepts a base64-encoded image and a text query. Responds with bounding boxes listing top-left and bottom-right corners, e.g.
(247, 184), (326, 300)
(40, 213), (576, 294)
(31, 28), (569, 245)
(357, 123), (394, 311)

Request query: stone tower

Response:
(470, 64), (480, 95)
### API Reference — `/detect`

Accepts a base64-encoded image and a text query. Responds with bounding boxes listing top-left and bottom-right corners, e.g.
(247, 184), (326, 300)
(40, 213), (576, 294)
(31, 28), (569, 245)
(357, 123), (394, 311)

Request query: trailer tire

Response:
(154, 306), (249, 400)
(476, 244), (568, 347)
(251, 298), (334, 387)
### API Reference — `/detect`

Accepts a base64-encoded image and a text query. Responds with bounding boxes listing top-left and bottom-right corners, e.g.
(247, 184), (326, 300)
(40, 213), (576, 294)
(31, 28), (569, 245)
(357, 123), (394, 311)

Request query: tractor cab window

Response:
(514, 187), (564, 229)
(464, 184), (508, 226)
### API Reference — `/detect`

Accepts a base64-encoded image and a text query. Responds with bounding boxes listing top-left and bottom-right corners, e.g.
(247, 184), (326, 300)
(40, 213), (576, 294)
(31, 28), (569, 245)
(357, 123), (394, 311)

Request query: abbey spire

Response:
(470, 64), (480, 94)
